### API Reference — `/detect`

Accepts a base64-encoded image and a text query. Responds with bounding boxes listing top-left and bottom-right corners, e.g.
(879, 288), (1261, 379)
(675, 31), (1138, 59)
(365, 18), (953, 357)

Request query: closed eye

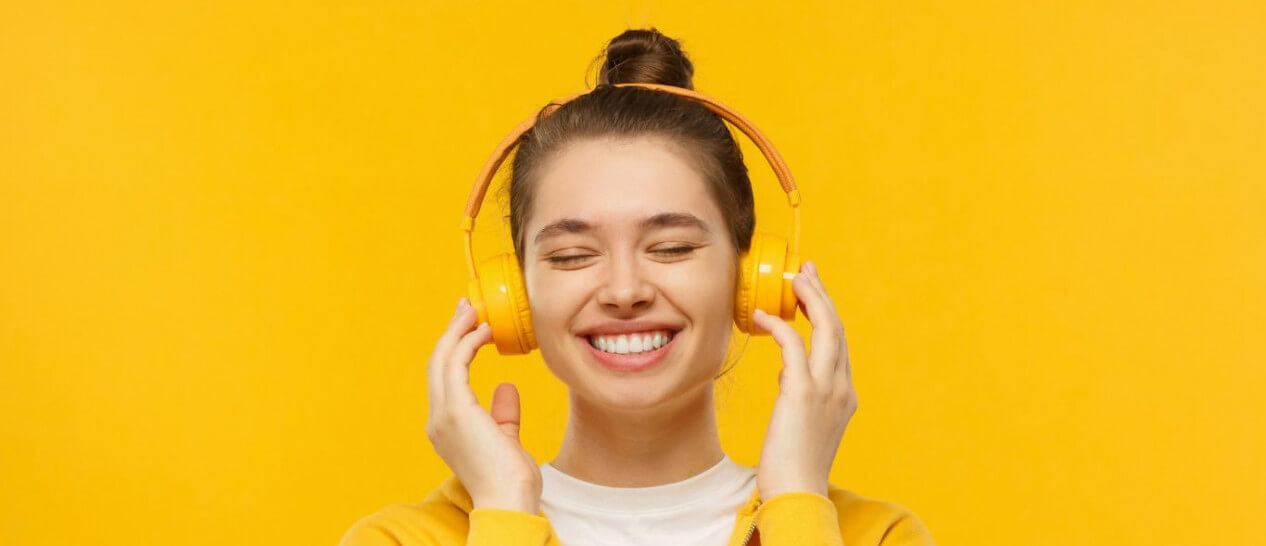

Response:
(545, 254), (593, 265)
(544, 246), (696, 267)
(653, 245), (695, 257)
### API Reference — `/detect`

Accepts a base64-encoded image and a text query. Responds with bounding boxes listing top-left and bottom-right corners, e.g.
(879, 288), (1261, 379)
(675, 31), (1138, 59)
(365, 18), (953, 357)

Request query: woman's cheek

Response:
(531, 271), (590, 333)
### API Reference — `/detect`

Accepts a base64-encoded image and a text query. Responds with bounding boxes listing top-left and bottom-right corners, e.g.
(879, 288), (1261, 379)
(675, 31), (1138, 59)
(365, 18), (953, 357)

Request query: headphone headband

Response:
(460, 82), (802, 278)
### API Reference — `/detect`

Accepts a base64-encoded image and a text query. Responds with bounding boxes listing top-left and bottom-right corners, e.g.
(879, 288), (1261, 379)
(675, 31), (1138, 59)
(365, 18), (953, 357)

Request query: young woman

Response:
(341, 28), (934, 546)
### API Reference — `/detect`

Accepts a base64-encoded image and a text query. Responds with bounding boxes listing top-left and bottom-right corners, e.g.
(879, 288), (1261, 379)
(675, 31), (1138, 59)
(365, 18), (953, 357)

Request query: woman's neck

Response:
(548, 383), (725, 487)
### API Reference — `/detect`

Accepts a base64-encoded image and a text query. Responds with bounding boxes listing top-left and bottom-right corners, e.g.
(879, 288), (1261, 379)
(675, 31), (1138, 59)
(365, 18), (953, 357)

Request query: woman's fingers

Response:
(445, 318), (493, 407)
(810, 263), (860, 395)
(792, 264), (841, 385)
(751, 308), (810, 391)
(428, 298), (471, 410)
(490, 383), (522, 441)
(803, 262), (841, 318)
(806, 263), (853, 389)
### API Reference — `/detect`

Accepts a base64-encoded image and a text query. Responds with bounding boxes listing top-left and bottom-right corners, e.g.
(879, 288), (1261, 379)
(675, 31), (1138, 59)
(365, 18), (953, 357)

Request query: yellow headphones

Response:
(460, 83), (804, 355)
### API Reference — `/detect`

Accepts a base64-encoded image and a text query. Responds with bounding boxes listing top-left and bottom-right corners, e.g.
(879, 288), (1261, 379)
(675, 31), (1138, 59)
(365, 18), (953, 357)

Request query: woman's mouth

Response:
(577, 329), (678, 373)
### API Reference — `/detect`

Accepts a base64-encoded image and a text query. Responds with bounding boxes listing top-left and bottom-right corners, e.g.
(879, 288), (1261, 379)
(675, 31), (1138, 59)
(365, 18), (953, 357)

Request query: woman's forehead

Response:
(529, 136), (723, 231)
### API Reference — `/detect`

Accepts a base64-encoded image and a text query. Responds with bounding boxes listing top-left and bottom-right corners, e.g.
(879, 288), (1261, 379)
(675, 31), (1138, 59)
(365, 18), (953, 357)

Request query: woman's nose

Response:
(594, 257), (655, 312)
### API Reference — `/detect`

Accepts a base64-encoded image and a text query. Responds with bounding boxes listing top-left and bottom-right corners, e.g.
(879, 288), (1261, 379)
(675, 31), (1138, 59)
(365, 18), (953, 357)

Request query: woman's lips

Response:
(577, 332), (678, 373)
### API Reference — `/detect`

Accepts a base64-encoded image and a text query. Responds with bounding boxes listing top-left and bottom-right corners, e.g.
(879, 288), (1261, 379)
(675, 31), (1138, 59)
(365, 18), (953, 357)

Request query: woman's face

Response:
(521, 135), (737, 411)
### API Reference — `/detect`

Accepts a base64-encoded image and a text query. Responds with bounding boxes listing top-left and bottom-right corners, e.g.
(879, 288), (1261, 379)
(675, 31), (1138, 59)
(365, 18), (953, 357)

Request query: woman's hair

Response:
(506, 27), (756, 268)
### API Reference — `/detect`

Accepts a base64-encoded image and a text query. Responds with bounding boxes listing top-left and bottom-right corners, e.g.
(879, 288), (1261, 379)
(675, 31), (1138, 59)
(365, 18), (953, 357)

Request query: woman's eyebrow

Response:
(533, 212), (711, 245)
(534, 218), (592, 244)
(639, 211), (711, 234)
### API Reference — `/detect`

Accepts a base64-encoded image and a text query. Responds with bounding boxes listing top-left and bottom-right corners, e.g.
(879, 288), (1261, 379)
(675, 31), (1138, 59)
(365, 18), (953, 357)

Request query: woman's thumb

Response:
(490, 382), (521, 441)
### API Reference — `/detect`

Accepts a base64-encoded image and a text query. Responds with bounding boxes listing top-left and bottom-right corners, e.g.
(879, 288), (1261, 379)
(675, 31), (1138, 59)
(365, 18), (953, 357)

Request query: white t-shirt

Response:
(538, 454), (757, 546)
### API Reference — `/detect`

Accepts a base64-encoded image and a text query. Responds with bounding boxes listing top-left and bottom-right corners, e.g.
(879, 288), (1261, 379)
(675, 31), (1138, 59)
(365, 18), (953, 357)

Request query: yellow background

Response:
(3, 1), (1262, 544)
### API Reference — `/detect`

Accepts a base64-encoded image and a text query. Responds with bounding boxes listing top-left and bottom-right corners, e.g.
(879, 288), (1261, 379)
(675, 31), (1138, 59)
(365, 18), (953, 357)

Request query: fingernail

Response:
(807, 261), (818, 277)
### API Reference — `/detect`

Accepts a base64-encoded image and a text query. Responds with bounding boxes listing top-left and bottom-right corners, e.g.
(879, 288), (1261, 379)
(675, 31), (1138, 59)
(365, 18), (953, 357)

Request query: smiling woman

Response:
(526, 136), (733, 384)
(339, 27), (934, 546)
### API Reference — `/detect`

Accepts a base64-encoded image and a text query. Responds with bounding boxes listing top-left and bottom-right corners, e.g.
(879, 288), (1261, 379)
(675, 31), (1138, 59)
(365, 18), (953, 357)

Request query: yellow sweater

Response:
(339, 473), (935, 546)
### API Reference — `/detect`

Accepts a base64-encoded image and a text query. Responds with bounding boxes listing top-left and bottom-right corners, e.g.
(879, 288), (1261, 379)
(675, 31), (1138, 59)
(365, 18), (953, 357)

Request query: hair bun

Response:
(595, 27), (695, 89)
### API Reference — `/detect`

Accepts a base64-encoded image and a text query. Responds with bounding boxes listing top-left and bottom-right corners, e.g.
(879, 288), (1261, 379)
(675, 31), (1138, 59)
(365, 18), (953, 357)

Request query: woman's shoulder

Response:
(825, 482), (922, 519)
(825, 483), (936, 545)
(338, 478), (472, 546)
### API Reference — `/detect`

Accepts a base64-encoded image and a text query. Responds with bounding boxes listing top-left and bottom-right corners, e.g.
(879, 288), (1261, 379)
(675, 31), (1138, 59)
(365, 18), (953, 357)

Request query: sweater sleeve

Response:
(338, 506), (556, 546)
(879, 509), (936, 546)
(752, 492), (845, 546)
(337, 513), (409, 546)
(467, 508), (555, 545)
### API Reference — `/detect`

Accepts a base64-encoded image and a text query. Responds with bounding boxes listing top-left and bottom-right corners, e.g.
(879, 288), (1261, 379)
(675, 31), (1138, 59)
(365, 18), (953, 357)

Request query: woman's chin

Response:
(572, 343), (682, 409)
(584, 384), (676, 412)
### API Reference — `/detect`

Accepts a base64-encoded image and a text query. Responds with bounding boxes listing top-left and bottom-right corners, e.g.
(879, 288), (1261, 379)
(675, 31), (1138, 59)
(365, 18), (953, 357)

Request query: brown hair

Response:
(505, 27), (756, 268)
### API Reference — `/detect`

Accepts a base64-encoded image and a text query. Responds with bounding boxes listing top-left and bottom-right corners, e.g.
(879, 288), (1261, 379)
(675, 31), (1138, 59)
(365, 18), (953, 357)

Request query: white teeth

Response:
(587, 330), (675, 355)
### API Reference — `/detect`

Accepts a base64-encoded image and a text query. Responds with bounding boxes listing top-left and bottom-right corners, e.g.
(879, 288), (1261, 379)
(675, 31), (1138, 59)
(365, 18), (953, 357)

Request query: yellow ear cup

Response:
(466, 253), (537, 355)
(733, 232), (801, 334)
(733, 239), (759, 333)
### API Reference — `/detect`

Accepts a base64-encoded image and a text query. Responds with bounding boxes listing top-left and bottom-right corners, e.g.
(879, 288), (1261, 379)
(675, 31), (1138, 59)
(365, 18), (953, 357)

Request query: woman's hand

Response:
(425, 297), (543, 514)
(751, 261), (857, 500)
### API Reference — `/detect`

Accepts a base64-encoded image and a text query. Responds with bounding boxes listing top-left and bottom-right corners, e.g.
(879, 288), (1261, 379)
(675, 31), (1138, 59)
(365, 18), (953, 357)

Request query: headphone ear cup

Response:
(733, 232), (802, 334)
(467, 253), (537, 355)
(733, 237), (760, 334)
